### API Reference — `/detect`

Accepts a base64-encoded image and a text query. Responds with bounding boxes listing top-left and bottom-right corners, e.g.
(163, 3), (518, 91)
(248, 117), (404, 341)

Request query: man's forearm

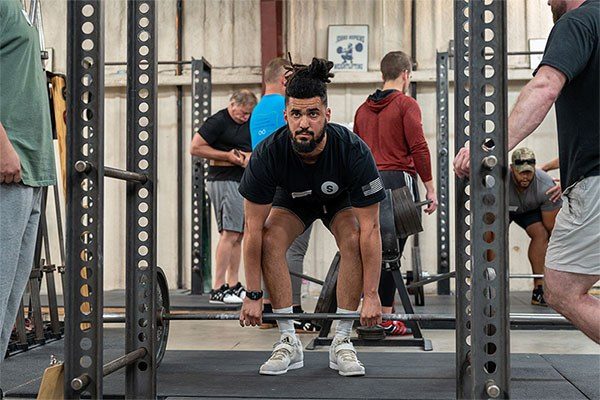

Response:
(359, 227), (382, 296)
(508, 68), (564, 151)
(423, 179), (435, 194)
(541, 157), (560, 172)
(242, 231), (263, 291)
(191, 145), (231, 162)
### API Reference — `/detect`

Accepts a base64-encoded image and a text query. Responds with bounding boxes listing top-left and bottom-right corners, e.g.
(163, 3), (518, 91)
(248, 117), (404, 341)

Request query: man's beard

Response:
(291, 126), (326, 154)
(552, 1), (567, 23)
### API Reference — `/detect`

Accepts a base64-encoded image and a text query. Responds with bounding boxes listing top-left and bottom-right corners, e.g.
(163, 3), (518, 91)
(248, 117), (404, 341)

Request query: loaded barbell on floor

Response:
(103, 311), (570, 324)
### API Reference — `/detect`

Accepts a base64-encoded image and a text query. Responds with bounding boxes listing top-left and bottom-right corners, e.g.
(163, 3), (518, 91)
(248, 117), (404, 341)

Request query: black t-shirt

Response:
(198, 108), (252, 181)
(239, 123), (386, 207)
(534, 0), (599, 188)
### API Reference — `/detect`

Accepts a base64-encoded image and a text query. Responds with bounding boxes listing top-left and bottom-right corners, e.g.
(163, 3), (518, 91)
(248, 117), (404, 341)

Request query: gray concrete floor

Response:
(163, 319), (600, 354)
(163, 295), (600, 355)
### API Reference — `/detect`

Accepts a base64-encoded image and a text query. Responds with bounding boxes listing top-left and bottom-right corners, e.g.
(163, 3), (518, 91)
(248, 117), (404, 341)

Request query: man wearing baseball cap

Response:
(509, 147), (562, 305)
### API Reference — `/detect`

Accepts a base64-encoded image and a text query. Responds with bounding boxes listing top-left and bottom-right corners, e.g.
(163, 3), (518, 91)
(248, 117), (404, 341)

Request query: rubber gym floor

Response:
(2, 290), (599, 399)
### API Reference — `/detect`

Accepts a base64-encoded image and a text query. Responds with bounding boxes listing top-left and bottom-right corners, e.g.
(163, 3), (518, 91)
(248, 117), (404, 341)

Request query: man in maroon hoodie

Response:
(354, 50), (437, 335)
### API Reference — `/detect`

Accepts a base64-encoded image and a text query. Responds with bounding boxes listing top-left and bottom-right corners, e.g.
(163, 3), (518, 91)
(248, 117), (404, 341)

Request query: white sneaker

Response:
(329, 336), (365, 376)
(209, 284), (243, 304)
(259, 333), (304, 375)
(222, 290), (243, 304)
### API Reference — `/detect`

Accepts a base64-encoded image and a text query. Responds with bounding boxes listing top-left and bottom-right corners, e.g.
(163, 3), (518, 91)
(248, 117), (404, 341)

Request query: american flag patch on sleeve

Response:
(362, 177), (384, 196)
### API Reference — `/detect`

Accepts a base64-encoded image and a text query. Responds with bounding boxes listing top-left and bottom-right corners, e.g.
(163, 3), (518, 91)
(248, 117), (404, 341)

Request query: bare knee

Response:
(221, 230), (241, 244)
(337, 225), (360, 256)
(527, 223), (549, 244)
(262, 226), (288, 257)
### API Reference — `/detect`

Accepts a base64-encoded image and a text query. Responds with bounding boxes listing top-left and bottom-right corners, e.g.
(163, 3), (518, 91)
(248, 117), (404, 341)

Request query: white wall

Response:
(38, 0), (558, 295)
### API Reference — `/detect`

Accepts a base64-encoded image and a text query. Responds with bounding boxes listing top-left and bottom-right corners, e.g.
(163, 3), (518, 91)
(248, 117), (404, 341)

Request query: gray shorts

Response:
(546, 176), (600, 275)
(206, 180), (244, 233)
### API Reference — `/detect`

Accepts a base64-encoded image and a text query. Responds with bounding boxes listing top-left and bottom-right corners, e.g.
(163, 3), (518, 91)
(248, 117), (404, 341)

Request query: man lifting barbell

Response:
(238, 58), (386, 377)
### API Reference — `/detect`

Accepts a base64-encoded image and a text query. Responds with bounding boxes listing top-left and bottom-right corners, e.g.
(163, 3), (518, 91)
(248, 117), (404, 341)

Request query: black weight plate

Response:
(156, 266), (170, 367)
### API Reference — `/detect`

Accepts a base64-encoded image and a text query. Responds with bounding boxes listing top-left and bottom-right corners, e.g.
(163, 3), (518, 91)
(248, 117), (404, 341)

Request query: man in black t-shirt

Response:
(454, 0), (599, 343)
(190, 89), (257, 305)
(238, 59), (385, 377)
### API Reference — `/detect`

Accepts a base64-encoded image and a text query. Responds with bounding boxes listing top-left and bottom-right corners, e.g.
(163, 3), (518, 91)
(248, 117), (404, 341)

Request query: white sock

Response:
(334, 307), (356, 340)
(273, 306), (296, 336)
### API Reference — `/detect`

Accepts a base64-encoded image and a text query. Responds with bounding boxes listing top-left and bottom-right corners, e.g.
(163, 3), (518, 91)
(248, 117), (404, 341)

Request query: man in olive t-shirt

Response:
(0, 0), (57, 365)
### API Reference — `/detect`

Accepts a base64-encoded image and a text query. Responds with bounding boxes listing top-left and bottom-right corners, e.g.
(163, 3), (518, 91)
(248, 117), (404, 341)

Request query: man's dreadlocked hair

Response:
(284, 57), (335, 105)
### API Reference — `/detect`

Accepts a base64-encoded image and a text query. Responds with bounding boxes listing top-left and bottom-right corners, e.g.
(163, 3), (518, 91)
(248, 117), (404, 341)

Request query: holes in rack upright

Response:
(138, 74), (149, 85)
(138, 31), (150, 42)
(81, 4), (94, 17)
(138, 159), (149, 170)
(81, 74), (93, 87)
(139, 130), (149, 141)
(483, 175), (496, 188)
(484, 304), (496, 318)
(485, 342), (497, 355)
(80, 267), (92, 279)
(80, 356), (92, 368)
(81, 39), (94, 51)
(80, 337), (92, 350)
(138, 231), (149, 242)
(138, 102), (149, 113)
(485, 323), (497, 336)
(485, 361), (497, 374)
(138, 117), (149, 128)
(80, 284), (92, 297)
(82, 21), (94, 35)
(484, 286), (497, 300)
(138, 260), (149, 270)
(81, 178), (94, 192)
(138, 188), (149, 199)
(80, 231), (94, 244)
(80, 302), (92, 316)
(139, 45), (149, 57)
(484, 66), (495, 79)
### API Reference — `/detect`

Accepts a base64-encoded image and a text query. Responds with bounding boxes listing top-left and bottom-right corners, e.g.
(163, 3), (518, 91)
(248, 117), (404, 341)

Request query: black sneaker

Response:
(531, 285), (547, 306)
(230, 282), (246, 299)
(209, 284), (243, 304)
(292, 306), (321, 333)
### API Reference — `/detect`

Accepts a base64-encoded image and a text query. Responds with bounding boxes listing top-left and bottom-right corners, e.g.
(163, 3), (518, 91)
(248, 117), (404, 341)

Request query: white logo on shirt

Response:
(321, 181), (339, 195)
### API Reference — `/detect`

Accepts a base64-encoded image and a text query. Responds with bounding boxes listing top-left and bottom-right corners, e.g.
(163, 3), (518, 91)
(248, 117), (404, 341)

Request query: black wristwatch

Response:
(246, 290), (263, 301)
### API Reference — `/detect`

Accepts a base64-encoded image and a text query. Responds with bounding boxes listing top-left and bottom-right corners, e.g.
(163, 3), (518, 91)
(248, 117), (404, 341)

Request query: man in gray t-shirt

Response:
(508, 148), (562, 306)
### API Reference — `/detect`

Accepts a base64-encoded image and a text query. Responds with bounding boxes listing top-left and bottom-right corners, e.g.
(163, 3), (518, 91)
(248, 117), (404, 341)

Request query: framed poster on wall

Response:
(327, 25), (368, 72)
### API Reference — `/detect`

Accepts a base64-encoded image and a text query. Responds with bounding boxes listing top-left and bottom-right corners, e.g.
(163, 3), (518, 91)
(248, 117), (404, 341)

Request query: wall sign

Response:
(327, 25), (368, 72)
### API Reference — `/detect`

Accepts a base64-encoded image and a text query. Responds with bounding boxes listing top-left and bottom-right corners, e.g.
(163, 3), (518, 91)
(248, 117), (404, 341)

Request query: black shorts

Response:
(509, 208), (542, 230)
(272, 188), (351, 231)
